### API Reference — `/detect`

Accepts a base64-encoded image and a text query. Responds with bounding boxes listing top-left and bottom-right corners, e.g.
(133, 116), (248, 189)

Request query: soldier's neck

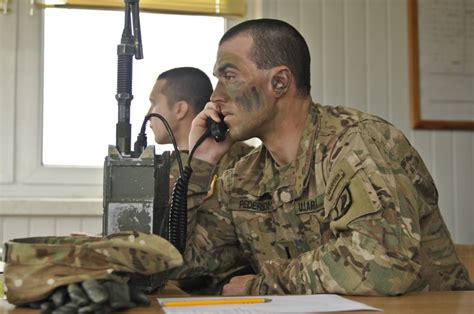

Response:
(263, 97), (311, 167)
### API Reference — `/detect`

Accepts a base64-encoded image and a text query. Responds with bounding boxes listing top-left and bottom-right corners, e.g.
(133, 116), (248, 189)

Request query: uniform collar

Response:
(232, 103), (320, 201)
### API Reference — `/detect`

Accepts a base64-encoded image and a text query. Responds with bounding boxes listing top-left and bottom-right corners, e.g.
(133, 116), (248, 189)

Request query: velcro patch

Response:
(295, 194), (324, 214)
(238, 199), (274, 212)
(326, 170), (345, 202)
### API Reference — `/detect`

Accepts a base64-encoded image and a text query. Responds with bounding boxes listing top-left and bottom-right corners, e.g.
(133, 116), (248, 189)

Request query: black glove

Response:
(28, 279), (150, 314)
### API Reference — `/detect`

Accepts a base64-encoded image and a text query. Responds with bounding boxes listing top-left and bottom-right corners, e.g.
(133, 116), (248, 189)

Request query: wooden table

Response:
(345, 291), (474, 314)
(1, 289), (473, 313)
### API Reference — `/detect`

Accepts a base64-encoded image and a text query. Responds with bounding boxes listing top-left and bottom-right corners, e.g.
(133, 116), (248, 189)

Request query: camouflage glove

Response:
(28, 279), (150, 314)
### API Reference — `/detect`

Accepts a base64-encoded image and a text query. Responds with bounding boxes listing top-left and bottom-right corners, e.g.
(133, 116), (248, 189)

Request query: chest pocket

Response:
(294, 195), (327, 249)
(231, 209), (282, 272)
(231, 198), (328, 272)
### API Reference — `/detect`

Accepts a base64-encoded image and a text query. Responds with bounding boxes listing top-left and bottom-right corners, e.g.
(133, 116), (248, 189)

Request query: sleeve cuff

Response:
(245, 274), (267, 295)
(188, 158), (217, 195)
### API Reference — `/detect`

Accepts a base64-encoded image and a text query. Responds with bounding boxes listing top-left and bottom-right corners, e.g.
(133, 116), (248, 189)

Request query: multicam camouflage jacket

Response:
(168, 142), (254, 292)
(179, 103), (473, 295)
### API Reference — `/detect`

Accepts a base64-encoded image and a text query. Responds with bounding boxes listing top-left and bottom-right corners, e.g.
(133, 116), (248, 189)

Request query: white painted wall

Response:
(1, 0), (473, 246)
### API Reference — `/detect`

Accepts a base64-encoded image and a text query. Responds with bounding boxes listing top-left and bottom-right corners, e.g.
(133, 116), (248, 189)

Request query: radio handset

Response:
(205, 114), (228, 142)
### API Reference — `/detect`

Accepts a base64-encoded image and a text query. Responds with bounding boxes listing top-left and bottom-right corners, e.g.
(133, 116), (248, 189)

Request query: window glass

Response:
(42, 9), (223, 166)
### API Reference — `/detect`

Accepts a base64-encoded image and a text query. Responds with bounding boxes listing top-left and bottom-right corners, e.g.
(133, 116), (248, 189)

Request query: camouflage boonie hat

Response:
(3, 231), (182, 305)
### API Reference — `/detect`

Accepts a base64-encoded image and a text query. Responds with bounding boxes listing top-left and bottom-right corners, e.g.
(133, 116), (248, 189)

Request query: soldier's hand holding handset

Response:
(189, 101), (234, 165)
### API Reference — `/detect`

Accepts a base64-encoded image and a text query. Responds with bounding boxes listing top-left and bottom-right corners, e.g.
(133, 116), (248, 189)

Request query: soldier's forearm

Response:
(246, 231), (421, 296)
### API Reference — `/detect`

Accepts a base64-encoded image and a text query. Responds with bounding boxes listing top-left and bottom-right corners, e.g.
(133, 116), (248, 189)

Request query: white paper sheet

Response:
(158, 294), (381, 314)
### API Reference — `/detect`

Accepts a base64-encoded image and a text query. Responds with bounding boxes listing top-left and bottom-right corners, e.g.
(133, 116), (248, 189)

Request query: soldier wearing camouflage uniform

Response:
(147, 67), (253, 292)
(180, 18), (473, 295)
(167, 143), (254, 293)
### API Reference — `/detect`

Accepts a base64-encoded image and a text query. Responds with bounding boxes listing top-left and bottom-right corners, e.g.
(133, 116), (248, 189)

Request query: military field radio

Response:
(102, 0), (175, 292)
(102, 0), (229, 293)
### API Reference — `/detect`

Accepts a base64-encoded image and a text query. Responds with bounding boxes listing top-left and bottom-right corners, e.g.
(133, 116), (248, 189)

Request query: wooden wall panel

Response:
(56, 217), (82, 236)
(3, 217), (29, 241)
(301, 0), (323, 103)
(387, 0), (410, 134)
(322, 0), (345, 106)
(275, 0), (299, 25)
(453, 133), (474, 243)
(29, 217), (55, 237)
(81, 217), (102, 235)
(366, 0), (389, 118)
(344, 0), (367, 111)
(432, 131), (455, 228)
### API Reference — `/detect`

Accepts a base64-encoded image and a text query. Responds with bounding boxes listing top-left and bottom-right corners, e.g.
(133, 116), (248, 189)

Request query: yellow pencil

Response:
(161, 297), (271, 307)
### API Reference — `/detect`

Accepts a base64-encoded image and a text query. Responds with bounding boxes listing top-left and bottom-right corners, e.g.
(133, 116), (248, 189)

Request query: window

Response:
(42, 9), (224, 166)
(0, 0), (241, 198)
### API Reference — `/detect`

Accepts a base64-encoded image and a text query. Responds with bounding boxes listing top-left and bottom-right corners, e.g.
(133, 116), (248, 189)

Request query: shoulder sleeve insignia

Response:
(326, 170), (345, 202)
(335, 187), (352, 218)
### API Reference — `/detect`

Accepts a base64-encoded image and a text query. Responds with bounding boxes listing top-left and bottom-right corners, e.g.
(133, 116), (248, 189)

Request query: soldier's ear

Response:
(270, 66), (291, 98)
(175, 101), (190, 121)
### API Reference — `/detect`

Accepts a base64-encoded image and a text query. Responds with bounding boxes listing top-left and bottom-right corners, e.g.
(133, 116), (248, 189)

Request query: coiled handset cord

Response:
(168, 130), (211, 254)
(135, 113), (211, 254)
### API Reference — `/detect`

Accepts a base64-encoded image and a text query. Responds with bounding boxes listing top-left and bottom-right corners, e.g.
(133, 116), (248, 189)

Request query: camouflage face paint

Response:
(235, 85), (265, 112)
(214, 48), (267, 113)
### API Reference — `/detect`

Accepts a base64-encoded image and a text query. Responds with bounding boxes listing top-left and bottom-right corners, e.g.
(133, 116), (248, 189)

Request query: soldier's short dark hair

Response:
(220, 19), (311, 96)
(157, 67), (212, 112)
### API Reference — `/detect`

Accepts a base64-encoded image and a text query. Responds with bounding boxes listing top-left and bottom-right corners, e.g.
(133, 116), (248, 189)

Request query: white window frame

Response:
(0, 1), (258, 204)
(1, 1), (102, 199)
(1, 1), (227, 200)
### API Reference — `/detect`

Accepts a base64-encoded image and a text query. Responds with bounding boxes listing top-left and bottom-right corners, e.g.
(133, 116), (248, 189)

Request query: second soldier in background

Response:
(147, 67), (254, 293)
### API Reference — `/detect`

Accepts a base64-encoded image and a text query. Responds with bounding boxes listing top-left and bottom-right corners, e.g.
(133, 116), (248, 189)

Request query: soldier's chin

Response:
(229, 128), (252, 142)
